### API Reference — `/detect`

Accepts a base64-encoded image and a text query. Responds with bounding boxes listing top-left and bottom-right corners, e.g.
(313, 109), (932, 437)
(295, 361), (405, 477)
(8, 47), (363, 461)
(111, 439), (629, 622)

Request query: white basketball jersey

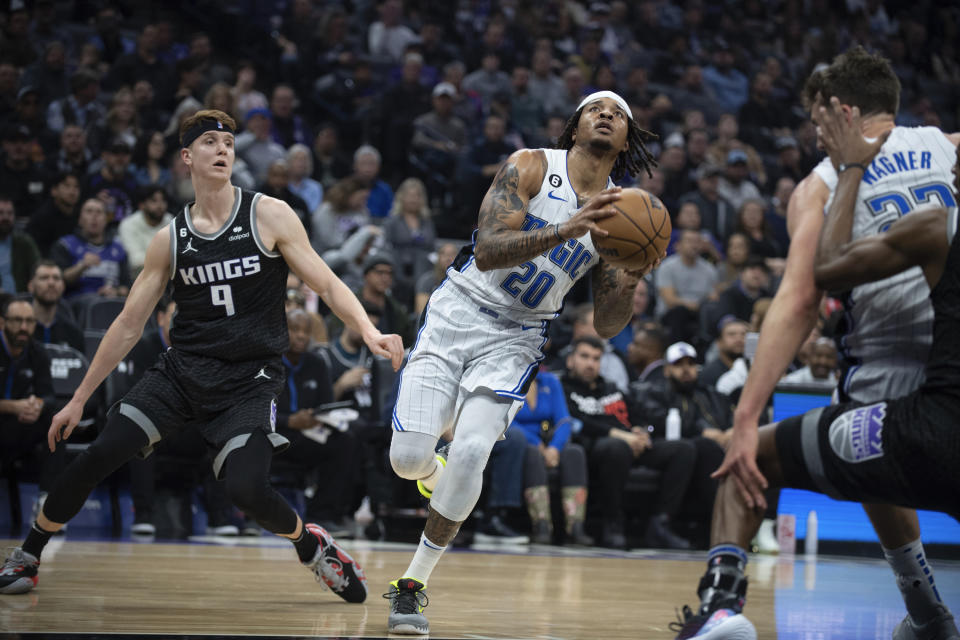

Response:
(447, 148), (604, 321)
(813, 126), (958, 400)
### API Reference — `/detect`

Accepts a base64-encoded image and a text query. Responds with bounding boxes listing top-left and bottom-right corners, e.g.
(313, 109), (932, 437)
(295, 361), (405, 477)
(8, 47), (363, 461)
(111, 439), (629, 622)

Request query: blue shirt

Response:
(366, 180), (394, 218)
(289, 178), (323, 214)
(0, 236), (14, 293)
(510, 371), (575, 450)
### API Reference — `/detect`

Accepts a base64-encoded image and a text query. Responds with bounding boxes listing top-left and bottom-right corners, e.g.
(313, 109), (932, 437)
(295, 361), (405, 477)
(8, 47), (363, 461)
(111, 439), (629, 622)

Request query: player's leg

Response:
(387, 392), (515, 635)
(671, 421), (784, 639)
(0, 406), (154, 594)
(209, 395), (366, 604)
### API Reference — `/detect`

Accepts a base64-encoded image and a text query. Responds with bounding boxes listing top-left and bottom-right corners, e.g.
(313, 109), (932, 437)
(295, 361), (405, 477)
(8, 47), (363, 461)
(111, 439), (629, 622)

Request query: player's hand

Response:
(287, 409), (316, 430)
(711, 424), (768, 511)
(48, 398), (84, 451)
(559, 187), (621, 240)
(543, 445), (560, 468)
(361, 327), (404, 371)
(818, 96), (890, 168)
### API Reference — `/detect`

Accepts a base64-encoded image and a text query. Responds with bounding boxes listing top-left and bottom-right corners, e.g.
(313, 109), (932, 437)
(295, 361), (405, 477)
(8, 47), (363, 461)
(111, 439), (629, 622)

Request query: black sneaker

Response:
(384, 577), (429, 635)
(302, 523), (367, 603)
(0, 548), (39, 595)
(474, 514), (529, 544)
(645, 514), (692, 550)
(600, 518), (626, 549)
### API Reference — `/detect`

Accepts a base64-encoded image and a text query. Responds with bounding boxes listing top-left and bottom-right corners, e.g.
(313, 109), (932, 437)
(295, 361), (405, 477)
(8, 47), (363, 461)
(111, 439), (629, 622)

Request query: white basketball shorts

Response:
(392, 281), (548, 438)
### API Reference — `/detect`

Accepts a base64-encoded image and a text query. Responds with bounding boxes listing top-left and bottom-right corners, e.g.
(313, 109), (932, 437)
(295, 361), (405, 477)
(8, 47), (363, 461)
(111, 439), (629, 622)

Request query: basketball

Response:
(592, 188), (672, 270)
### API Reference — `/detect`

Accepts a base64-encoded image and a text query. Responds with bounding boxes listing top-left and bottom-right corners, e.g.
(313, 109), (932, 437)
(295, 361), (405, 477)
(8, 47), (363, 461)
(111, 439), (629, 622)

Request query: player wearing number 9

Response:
(5, 109), (404, 599)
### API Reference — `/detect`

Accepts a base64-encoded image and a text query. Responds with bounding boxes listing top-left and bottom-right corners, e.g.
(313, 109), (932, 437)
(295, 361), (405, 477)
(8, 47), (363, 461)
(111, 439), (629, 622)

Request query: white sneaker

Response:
(206, 524), (239, 536)
(131, 522), (156, 536)
(752, 519), (778, 554)
(893, 605), (960, 640)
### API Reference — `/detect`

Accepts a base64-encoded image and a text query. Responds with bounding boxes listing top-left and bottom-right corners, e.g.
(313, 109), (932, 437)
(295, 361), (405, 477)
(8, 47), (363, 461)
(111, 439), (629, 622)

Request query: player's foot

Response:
(893, 605), (960, 640)
(302, 523), (367, 603)
(0, 548), (39, 595)
(384, 577), (429, 635)
(670, 604), (757, 639)
(417, 442), (450, 499)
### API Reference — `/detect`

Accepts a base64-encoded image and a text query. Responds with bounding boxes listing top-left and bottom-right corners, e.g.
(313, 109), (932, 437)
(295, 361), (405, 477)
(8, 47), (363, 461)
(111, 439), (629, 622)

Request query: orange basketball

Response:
(592, 188), (671, 270)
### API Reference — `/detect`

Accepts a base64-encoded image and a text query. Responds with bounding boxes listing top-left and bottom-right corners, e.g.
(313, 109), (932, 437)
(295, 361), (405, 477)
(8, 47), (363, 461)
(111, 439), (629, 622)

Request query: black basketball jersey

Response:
(922, 207), (960, 393)
(168, 187), (289, 362)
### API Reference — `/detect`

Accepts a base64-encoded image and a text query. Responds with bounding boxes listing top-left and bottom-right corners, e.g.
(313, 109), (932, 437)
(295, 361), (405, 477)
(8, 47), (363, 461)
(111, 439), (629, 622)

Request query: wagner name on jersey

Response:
(814, 126), (958, 400)
(168, 187), (289, 362)
(446, 148), (607, 321)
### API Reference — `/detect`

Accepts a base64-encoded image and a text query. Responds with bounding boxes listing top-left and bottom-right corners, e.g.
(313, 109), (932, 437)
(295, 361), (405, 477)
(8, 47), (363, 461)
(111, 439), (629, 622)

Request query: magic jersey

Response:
(446, 148), (605, 321)
(813, 126), (958, 400)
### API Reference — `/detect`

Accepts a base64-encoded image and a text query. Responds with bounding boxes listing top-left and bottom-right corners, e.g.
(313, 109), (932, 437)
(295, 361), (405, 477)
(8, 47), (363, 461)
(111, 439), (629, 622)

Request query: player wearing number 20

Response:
(383, 91), (661, 635)
(0, 109), (404, 599)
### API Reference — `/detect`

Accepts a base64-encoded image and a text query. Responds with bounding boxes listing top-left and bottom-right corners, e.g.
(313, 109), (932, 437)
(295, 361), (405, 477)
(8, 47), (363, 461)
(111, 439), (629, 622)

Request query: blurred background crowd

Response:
(1, 0), (957, 549)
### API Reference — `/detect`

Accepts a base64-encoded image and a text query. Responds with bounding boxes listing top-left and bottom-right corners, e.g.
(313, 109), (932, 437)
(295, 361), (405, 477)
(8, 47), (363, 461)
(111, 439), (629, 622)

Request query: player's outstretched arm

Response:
(473, 149), (621, 271)
(715, 174), (828, 509)
(49, 226), (172, 450)
(261, 196), (404, 370)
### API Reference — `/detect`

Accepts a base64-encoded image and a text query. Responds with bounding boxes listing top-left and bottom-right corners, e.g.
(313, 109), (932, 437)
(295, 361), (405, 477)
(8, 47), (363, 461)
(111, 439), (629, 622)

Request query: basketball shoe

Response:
(893, 605), (960, 640)
(0, 548), (39, 595)
(302, 523), (367, 603)
(670, 604), (757, 639)
(417, 442), (450, 499)
(384, 577), (429, 635)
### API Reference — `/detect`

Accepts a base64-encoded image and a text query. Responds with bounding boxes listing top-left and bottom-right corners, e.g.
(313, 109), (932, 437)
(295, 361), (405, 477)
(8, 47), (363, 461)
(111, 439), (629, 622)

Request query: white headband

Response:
(576, 91), (633, 119)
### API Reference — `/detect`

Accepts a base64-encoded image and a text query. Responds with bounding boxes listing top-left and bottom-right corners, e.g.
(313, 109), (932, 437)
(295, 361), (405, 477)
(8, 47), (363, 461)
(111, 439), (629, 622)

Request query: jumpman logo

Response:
(181, 237), (198, 254)
(254, 367), (271, 380)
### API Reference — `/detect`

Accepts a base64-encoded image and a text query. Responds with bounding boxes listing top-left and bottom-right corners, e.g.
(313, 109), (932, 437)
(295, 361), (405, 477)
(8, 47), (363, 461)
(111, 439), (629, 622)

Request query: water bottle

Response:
(805, 510), (818, 557)
(666, 408), (681, 441)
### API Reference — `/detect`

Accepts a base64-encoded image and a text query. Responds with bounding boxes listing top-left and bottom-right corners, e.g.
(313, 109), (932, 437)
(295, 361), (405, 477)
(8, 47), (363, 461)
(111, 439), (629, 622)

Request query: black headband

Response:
(181, 118), (235, 148)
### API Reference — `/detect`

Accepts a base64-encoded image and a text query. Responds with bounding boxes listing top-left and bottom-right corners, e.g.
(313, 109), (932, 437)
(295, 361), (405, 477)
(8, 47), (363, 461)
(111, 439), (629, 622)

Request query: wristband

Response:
(553, 223), (564, 242)
(838, 162), (867, 174)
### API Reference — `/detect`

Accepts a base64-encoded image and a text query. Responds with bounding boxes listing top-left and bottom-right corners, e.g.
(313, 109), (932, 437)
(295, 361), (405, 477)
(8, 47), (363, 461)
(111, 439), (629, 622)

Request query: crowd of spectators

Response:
(0, 0), (955, 546)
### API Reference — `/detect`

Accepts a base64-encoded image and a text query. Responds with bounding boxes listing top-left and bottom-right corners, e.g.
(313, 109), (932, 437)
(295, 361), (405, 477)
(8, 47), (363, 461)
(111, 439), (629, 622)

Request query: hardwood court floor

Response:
(1, 536), (959, 639)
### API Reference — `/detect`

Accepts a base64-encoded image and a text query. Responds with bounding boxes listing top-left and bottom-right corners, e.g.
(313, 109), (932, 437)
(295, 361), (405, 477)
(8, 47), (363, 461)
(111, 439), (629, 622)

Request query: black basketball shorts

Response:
(775, 392), (960, 520)
(117, 347), (289, 479)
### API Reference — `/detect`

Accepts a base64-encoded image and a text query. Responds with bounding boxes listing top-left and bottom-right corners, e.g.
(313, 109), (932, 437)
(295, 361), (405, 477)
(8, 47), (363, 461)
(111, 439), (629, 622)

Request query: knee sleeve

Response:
(389, 431), (439, 480)
(431, 393), (513, 522)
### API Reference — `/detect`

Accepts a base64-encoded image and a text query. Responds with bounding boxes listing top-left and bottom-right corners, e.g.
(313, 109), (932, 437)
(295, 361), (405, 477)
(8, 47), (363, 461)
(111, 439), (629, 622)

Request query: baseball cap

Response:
(432, 82), (457, 98)
(726, 149), (748, 165)
(666, 341), (697, 364)
(3, 124), (30, 142)
(105, 137), (131, 153)
(663, 131), (685, 149)
(775, 136), (798, 150)
(696, 163), (723, 179)
(362, 252), (395, 275)
(245, 107), (272, 122)
(16, 85), (39, 102)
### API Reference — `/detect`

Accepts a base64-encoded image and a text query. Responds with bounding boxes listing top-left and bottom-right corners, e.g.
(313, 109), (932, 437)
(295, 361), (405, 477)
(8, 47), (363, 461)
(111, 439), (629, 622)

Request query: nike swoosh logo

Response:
(547, 190), (567, 202)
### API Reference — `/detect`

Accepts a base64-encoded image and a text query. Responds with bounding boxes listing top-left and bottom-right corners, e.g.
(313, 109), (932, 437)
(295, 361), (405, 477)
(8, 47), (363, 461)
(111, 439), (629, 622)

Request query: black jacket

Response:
(561, 372), (646, 449)
(0, 338), (54, 406)
(278, 351), (333, 431)
(632, 379), (732, 440)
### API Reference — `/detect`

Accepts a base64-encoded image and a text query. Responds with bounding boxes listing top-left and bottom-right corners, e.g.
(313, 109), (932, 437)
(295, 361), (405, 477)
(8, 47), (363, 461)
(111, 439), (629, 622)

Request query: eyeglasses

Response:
(4, 316), (36, 326)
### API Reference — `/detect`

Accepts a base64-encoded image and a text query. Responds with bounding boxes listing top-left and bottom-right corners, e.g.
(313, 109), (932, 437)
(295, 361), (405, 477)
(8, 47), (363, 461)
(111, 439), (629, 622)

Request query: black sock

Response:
(699, 545), (749, 615)
(292, 525), (320, 562)
(23, 522), (55, 560)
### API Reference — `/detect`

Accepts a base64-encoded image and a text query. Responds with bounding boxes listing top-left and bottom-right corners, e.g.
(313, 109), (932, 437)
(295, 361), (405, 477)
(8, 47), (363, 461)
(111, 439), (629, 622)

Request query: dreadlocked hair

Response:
(556, 107), (659, 181)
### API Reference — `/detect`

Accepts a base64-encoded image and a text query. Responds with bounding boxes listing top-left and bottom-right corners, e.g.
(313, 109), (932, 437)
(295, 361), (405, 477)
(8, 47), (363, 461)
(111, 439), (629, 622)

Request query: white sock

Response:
(883, 538), (945, 624)
(403, 533), (447, 586)
(419, 457), (444, 493)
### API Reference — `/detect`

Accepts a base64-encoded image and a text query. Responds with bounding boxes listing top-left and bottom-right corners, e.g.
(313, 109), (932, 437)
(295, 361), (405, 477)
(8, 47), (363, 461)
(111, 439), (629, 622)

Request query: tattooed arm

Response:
(591, 261), (645, 338)
(473, 149), (623, 271)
